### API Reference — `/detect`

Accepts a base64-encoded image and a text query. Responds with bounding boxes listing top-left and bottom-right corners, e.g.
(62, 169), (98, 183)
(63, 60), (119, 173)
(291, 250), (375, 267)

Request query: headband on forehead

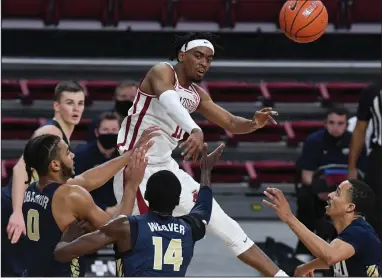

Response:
(180, 39), (215, 55)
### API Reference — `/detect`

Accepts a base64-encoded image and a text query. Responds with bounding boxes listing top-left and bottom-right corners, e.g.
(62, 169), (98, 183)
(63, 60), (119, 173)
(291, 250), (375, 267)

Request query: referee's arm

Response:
(348, 85), (372, 178)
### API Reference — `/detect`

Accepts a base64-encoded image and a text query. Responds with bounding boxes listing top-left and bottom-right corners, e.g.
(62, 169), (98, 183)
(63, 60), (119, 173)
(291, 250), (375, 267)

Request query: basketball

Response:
(280, 0), (328, 43)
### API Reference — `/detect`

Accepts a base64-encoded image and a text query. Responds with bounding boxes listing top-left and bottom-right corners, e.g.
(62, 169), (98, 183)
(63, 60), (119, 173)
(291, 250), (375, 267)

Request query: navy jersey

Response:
(333, 218), (382, 277)
(117, 213), (203, 277)
(22, 182), (83, 277)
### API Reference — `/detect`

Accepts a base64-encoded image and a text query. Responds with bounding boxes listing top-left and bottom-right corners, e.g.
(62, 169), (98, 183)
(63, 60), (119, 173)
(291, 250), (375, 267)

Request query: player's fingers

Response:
(184, 144), (198, 161)
(179, 136), (192, 149)
(7, 225), (15, 240)
(259, 107), (273, 112)
(11, 228), (21, 244)
(181, 140), (195, 156)
(144, 139), (155, 151)
(142, 126), (161, 136)
(269, 116), (277, 125)
(262, 199), (276, 209)
(263, 190), (277, 203)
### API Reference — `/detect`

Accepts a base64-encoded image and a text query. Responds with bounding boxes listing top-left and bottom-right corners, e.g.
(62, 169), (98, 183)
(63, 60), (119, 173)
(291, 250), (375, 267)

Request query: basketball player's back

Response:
(117, 213), (197, 277)
(22, 182), (81, 277)
(116, 62), (200, 165)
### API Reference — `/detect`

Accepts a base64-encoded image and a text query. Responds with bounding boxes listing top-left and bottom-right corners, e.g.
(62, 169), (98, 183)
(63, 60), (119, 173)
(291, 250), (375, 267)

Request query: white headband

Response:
(180, 39), (215, 55)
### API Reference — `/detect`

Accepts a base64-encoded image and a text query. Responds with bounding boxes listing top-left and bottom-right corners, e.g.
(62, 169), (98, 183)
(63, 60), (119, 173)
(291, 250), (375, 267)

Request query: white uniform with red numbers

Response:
(113, 62), (254, 256)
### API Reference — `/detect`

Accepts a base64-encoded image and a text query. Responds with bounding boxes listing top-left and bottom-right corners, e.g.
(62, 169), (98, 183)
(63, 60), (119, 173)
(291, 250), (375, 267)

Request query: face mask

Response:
(98, 133), (118, 150)
(115, 100), (133, 117)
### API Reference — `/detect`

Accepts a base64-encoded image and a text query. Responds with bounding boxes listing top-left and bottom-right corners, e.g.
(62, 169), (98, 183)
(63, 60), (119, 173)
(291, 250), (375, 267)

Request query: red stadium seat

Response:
(287, 120), (325, 146)
(226, 123), (287, 147)
(172, 0), (227, 26)
(1, 118), (41, 140)
(2, 0), (52, 22)
(322, 0), (342, 26)
(2, 159), (18, 187)
(232, 0), (284, 24)
(350, 0), (382, 23)
(206, 81), (266, 102)
(117, 0), (167, 24)
(325, 82), (369, 103)
(249, 160), (296, 186)
(85, 80), (119, 101)
(2, 80), (22, 100)
(26, 80), (61, 100)
(265, 82), (328, 103)
(55, 0), (110, 24)
(182, 161), (249, 183)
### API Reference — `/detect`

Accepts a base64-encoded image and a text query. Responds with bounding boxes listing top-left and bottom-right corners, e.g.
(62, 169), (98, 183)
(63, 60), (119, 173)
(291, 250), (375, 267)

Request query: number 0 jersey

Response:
(22, 182), (83, 277)
(116, 62), (201, 165)
(116, 212), (206, 277)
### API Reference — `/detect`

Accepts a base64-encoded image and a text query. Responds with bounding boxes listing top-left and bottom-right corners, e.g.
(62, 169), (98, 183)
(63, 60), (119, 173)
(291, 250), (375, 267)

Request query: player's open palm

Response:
(179, 128), (204, 161)
(201, 143), (225, 172)
(125, 147), (148, 190)
(7, 211), (26, 244)
(262, 187), (293, 222)
(253, 107), (278, 129)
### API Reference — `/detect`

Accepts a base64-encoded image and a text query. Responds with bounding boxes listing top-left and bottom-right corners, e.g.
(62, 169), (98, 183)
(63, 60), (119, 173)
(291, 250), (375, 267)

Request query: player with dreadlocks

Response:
(20, 127), (158, 277)
(113, 32), (285, 276)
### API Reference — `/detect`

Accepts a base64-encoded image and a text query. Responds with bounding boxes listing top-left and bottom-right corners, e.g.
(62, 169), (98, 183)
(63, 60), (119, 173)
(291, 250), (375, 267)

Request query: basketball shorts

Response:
(113, 159), (254, 256)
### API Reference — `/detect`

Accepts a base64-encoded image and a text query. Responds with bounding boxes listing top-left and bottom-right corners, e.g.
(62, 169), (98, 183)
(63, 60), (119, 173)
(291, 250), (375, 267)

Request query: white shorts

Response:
(113, 159), (254, 256)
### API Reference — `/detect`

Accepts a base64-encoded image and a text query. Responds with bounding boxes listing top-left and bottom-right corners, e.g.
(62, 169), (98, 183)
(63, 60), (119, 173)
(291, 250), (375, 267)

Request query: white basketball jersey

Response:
(117, 63), (201, 164)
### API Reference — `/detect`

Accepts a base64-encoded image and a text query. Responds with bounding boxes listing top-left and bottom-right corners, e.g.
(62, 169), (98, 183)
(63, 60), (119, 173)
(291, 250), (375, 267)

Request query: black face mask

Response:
(115, 100), (133, 117)
(98, 133), (118, 150)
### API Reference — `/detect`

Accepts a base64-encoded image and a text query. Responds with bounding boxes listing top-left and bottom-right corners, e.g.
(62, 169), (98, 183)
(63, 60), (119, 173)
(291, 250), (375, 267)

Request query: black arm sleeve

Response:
(181, 213), (207, 242)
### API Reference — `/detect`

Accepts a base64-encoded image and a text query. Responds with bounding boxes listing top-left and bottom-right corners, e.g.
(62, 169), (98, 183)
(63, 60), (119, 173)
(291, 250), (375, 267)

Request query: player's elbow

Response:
(323, 254), (338, 266)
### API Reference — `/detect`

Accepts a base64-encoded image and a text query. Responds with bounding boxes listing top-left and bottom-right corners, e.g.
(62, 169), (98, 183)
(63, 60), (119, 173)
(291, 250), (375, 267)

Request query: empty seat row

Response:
(2, 158), (296, 188)
(1, 117), (324, 146)
(2, 0), (380, 26)
(1, 80), (369, 105)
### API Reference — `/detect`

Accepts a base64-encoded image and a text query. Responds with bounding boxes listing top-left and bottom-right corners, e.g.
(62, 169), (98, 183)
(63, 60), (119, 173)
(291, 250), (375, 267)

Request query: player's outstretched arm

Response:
(66, 127), (159, 192)
(182, 143), (224, 241)
(294, 258), (329, 277)
(263, 187), (355, 265)
(55, 216), (130, 263)
(195, 84), (277, 134)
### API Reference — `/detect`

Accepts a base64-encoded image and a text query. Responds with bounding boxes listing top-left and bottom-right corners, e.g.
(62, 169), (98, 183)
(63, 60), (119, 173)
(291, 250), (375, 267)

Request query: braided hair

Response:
(23, 134), (62, 184)
(169, 32), (222, 61)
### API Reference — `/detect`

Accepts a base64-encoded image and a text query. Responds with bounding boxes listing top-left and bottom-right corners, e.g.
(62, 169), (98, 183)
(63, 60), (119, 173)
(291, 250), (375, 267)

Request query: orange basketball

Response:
(280, 0), (328, 43)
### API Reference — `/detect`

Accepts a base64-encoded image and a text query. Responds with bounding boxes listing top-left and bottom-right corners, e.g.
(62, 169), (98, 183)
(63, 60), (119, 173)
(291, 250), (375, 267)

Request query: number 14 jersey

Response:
(116, 212), (205, 277)
(116, 62), (201, 165)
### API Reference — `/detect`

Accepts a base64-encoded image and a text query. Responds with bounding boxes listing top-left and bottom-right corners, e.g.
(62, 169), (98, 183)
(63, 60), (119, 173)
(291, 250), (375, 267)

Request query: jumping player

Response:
(263, 180), (381, 277)
(54, 143), (223, 277)
(113, 32), (286, 277)
(2, 81), (85, 276)
(20, 128), (158, 276)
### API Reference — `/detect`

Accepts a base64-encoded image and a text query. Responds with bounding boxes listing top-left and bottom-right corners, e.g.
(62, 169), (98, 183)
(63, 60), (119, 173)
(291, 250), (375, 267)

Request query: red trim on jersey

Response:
(126, 95), (152, 151)
(116, 93), (141, 149)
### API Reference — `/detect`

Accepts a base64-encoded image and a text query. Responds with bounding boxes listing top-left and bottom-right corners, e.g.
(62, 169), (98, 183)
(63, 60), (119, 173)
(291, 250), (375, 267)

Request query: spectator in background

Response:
(347, 116), (373, 154)
(75, 112), (120, 211)
(348, 80), (382, 240)
(295, 106), (368, 262)
(87, 81), (137, 141)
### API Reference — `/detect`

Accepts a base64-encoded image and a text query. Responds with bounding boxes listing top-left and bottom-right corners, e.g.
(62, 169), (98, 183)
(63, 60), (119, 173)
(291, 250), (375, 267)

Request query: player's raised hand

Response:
(124, 147), (148, 190)
(60, 220), (89, 243)
(201, 143), (225, 172)
(132, 126), (161, 152)
(262, 187), (293, 222)
(7, 211), (26, 244)
(253, 107), (278, 129)
(179, 128), (204, 162)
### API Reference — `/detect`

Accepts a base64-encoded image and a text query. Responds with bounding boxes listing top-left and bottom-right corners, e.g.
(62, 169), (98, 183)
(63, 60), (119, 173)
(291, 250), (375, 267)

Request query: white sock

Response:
(275, 270), (289, 277)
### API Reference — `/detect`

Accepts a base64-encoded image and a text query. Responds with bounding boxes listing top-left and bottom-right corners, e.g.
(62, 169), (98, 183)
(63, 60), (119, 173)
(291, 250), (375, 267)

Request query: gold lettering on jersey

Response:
(367, 265), (380, 277)
(70, 257), (80, 277)
(23, 191), (49, 209)
(148, 222), (185, 235)
(116, 258), (124, 277)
